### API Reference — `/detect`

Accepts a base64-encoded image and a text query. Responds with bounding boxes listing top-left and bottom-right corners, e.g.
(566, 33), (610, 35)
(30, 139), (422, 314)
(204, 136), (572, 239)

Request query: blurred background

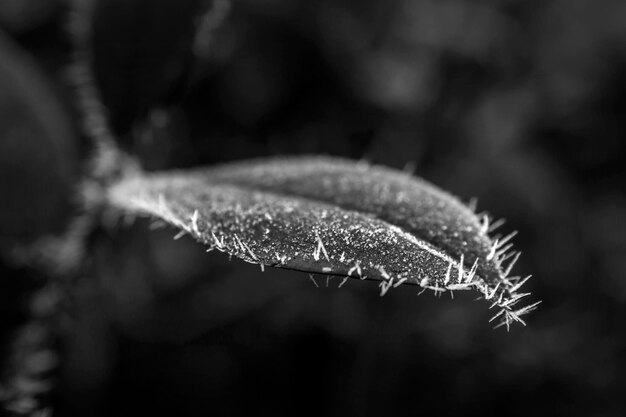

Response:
(2, 0), (626, 416)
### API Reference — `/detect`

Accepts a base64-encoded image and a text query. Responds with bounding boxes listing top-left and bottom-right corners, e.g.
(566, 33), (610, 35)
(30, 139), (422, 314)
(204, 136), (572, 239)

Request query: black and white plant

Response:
(0, 0), (539, 415)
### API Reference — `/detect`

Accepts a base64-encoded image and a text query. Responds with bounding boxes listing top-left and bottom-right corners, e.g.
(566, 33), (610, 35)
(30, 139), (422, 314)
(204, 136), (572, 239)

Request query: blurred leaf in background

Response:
(0, 0), (61, 34)
(0, 29), (78, 240)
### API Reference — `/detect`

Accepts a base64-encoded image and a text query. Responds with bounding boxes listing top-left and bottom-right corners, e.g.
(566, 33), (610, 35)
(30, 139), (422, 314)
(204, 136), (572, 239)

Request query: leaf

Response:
(107, 156), (540, 329)
(0, 0), (60, 34)
(0, 30), (78, 239)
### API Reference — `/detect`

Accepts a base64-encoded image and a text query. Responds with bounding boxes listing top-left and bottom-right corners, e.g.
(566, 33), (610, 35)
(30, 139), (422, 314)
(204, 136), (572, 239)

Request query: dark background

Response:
(2, 0), (626, 416)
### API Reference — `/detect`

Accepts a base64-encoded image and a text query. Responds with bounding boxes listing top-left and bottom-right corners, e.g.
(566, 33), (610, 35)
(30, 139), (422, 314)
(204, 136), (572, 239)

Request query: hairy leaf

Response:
(107, 156), (539, 329)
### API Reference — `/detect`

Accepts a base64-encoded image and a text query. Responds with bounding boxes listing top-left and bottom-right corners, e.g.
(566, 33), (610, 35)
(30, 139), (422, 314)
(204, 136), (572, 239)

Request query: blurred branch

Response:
(193, 0), (232, 59)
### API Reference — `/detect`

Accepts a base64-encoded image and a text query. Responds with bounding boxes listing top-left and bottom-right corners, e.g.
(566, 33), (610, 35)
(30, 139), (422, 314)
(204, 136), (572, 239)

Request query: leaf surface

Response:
(107, 156), (539, 328)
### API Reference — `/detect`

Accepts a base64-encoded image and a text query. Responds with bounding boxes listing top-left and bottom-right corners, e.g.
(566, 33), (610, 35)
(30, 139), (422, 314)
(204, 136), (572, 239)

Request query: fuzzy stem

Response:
(67, 0), (140, 183)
